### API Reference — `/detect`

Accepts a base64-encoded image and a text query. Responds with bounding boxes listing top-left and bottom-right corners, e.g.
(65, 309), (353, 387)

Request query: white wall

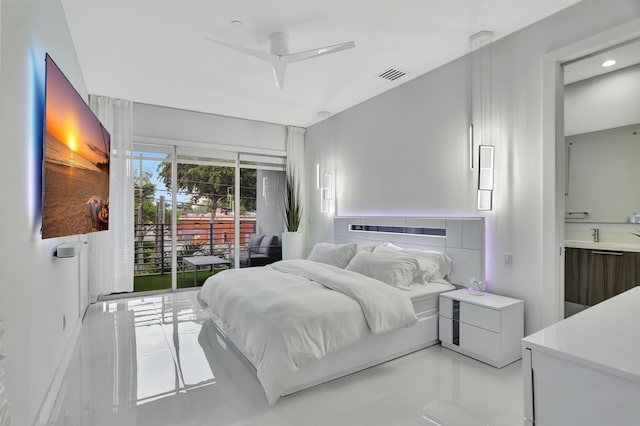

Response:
(0, 5), (7, 426)
(134, 102), (286, 153)
(305, 0), (640, 335)
(0, 2), (89, 425)
(565, 64), (640, 136)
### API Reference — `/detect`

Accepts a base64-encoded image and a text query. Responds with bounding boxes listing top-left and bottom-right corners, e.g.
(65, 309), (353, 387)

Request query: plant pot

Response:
(281, 231), (304, 260)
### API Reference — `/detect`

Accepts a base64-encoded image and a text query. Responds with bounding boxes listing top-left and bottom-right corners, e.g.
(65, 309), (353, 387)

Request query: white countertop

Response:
(565, 240), (640, 252)
(523, 287), (640, 384)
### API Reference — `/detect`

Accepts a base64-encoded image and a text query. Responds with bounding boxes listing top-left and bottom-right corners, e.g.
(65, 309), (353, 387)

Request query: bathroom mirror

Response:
(565, 123), (640, 223)
(564, 55), (640, 224)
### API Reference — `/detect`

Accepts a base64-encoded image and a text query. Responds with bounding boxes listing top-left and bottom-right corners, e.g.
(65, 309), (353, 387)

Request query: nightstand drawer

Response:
(460, 323), (501, 361)
(460, 301), (500, 332)
(440, 297), (453, 319)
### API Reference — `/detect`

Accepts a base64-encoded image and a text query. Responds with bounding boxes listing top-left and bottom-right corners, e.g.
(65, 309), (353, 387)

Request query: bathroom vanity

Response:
(564, 240), (640, 306)
(522, 287), (640, 425)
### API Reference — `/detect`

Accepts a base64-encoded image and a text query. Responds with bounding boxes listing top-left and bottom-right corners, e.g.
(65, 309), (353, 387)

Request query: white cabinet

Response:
(522, 287), (640, 426)
(439, 289), (523, 368)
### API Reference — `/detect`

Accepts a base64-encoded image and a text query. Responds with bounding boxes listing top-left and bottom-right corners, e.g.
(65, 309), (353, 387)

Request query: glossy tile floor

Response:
(49, 290), (523, 426)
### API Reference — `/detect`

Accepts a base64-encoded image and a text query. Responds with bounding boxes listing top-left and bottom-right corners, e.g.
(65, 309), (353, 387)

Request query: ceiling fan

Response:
(205, 32), (355, 89)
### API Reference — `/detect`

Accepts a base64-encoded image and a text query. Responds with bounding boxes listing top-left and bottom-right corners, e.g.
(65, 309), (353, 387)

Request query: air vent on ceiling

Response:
(377, 67), (407, 81)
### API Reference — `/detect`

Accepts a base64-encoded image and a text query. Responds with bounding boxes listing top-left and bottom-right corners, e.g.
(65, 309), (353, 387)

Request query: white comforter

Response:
(198, 259), (417, 404)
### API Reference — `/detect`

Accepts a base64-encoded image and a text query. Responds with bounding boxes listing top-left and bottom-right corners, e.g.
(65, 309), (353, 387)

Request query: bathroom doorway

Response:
(543, 21), (640, 326)
(562, 39), (640, 317)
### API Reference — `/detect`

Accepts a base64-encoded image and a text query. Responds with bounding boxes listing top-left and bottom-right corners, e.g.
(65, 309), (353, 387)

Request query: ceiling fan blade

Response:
(271, 62), (287, 90)
(283, 41), (355, 63)
(203, 37), (276, 63)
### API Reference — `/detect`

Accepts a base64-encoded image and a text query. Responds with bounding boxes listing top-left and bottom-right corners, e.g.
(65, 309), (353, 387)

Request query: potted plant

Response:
(281, 171), (304, 259)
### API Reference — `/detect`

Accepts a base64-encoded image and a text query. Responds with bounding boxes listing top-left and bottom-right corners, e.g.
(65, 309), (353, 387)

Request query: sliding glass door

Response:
(132, 144), (285, 293)
(174, 150), (237, 287)
(133, 148), (174, 292)
(242, 159), (286, 267)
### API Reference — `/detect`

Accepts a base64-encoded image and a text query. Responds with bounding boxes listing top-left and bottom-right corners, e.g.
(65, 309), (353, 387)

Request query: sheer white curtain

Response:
(88, 95), (134, 299)
(286, 126), (306, 233)
(0, 319), (9, 426)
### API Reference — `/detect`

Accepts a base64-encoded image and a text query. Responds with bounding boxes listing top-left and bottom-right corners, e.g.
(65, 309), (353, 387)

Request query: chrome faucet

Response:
(591, 228), (600, 243)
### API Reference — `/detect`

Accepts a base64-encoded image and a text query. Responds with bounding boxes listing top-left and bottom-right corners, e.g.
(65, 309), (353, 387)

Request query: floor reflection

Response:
(49, 290), (523, 426)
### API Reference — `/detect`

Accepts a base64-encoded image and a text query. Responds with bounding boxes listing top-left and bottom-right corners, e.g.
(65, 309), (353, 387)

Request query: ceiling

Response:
(564, 39), (640, 84)
(61, 0), (582, 128)
(564, 39), (640, 136)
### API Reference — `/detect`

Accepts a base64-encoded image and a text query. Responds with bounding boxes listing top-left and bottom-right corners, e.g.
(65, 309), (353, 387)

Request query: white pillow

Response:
(375, 243), (452, 281)
(356, 244), (376, 253)
(345, 251), (421, 289)
(307, 243), (358, 268)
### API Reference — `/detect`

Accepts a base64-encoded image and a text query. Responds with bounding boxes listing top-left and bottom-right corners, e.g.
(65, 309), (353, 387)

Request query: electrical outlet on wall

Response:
(504, 253), (513, 266)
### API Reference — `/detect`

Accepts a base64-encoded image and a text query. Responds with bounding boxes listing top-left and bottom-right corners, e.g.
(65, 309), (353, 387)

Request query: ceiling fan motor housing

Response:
(269, 32), (289, 56)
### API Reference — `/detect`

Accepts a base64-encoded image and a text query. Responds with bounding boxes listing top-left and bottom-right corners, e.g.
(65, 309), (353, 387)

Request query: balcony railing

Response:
(134, 222), (256, 276)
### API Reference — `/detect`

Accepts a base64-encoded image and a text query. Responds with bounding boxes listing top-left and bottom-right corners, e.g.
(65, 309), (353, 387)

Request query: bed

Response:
(198, 216), (485, 404)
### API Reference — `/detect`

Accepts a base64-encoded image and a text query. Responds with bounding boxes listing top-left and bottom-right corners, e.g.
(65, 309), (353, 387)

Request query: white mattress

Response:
(406, 282), (456, 318)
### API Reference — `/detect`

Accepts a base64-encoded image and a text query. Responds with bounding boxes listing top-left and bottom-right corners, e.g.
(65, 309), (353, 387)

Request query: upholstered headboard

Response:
(333, 217), (485, 287)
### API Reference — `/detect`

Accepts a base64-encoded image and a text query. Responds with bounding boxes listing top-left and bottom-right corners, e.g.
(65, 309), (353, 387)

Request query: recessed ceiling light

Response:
(231, 20), (242, 27)
(602, 59), (616, 67)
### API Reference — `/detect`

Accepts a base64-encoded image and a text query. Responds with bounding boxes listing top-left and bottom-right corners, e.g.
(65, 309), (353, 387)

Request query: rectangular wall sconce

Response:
(477, 145), (494, 211)
(469, 124), (475, 171)
(477, 189), (493, 211)
(320, 172), (332, 214)
(316, 163), (333, 214)
(478, 145), (494, 190)
(262, 177), (269, 205)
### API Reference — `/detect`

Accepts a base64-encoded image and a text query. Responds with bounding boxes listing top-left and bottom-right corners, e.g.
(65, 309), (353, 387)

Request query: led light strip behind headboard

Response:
(349, 224), (446, 237)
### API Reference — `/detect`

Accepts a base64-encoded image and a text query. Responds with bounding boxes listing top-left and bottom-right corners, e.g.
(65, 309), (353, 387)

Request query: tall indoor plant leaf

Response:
(284, 171), (302, 232)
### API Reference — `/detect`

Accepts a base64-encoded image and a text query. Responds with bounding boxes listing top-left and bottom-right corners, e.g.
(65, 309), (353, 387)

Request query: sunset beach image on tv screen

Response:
(42, 55), (110, 239)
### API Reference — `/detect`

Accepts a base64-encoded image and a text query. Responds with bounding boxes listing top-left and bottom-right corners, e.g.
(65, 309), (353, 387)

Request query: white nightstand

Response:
(439, 289), (524, 368)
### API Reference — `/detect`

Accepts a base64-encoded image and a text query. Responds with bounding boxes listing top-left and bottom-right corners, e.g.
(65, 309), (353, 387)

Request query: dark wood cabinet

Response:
(565, 248), (640, 306)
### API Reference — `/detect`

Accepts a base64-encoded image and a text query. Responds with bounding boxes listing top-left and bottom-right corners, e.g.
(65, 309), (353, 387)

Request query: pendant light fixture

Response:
(469, 31), (495, 211)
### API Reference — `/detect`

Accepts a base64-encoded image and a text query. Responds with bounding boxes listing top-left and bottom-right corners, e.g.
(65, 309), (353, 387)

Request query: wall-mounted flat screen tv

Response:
(42, 54), (110, 239)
